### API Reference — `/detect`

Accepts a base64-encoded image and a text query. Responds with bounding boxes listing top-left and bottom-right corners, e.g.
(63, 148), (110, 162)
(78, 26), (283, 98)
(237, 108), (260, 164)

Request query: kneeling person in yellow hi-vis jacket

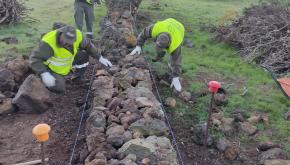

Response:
(29, 25), (112, 94)
(130, 18), (184, 92)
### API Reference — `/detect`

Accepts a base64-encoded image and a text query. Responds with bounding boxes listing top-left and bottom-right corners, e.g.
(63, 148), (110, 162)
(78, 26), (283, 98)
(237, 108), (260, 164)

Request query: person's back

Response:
(129, 18), (185, 92)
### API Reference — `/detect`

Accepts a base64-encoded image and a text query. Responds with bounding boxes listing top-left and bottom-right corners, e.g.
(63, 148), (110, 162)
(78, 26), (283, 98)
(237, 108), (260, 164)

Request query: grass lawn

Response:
(0, 0), (106, 62)
(139, 0), (290, 155)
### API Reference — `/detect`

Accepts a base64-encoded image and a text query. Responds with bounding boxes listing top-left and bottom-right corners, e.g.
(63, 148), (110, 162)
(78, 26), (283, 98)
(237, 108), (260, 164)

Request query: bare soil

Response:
(167, 111), (259, 165)
(154, 73), (260, 165)
(0, 69), (92, 165)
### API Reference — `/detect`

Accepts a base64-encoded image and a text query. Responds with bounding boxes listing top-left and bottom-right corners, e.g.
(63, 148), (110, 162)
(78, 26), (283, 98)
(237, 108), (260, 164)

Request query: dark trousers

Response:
(156, 45), (182, 77)
(74, 1), (94, 37)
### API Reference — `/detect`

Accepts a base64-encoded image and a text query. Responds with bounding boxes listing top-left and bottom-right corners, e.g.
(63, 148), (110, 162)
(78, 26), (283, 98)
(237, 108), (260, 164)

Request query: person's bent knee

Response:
(48, 85), (66, 94)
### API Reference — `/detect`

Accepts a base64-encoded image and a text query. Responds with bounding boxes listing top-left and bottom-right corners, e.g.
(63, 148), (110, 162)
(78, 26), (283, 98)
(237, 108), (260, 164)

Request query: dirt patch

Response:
(166, 110), (260, 165)
(153, 71), (261, 164)
(0, 67), (93, 164)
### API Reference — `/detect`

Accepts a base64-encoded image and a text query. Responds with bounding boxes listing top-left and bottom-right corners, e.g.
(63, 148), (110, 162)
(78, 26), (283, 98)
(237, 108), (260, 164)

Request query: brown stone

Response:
(240, 122), (258, 135)
(0, 98), (13, 114)
(164, 97), (176, 107)
(224, 146), (239, 160)
(264, 159), (290, 165)
(142, 158), (150, 165)
(5, 58), (29, 82)
(247, 113), (261, 124)
(96, 69), (109, 76)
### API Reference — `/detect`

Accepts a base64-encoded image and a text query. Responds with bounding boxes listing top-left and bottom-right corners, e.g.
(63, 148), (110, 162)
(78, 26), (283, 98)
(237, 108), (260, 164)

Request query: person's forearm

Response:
(136, 25), (153, 47)
(80, 38), (101, 59)
(29, 42), (53, 75)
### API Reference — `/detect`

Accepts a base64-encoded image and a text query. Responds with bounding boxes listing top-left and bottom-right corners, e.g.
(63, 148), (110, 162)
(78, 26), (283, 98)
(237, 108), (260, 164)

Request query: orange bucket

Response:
(32, 124), (51, 142)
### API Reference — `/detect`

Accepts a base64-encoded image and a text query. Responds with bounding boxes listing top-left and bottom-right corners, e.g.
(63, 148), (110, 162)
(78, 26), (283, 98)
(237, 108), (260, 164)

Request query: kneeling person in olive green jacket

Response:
(29, 25), (112, 94)
(130, 18), (185, 92)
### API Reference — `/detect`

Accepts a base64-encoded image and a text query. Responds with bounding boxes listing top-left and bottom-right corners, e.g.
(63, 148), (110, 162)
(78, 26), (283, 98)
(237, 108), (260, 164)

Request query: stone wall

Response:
(84, 0), (179, 164)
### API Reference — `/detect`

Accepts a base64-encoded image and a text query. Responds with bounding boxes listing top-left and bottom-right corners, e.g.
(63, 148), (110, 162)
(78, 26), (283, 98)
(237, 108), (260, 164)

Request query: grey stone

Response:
(107, 125), (125, 136)
(118, 136), (178, 164)
(93, 76), (115, 106)
(219, 118), (235, 136)
(136, 97), (154, 108)
(86, 110), (106, 134)
(142, 107), (164, 120)
(192, 123), (214, 146)
(123, 130), (132, 142)
(0, 92), (6, 99)
(86, 132), (106, 152)
(216, 138), (232, 152)
(264, 159), (290, 165)
(107, 134), (125, 148)
(259, 148), (288, 164)
(12, 74), (50, 114)
(129, 118), (169, 136)
(0, 69), (15, 92)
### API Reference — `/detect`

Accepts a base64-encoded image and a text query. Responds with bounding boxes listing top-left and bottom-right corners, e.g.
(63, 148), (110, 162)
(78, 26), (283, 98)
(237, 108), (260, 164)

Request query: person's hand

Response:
(40, 72), (56, 87)
(129, 46), (141, 55)
(170, 77), (182, 92)
(99, 56), (112, 67)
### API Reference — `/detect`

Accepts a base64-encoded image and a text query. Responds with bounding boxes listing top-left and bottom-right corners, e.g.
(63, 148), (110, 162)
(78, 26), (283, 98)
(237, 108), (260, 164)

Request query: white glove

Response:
(40, 72), (56, 87)
(129, 46), (141, 55)
(170, 77), (182, 92)
(99, 56), (112, 67)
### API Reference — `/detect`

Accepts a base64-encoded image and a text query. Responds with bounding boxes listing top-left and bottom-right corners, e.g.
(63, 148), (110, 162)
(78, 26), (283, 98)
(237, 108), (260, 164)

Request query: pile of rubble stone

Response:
(0, 57), (51, 115)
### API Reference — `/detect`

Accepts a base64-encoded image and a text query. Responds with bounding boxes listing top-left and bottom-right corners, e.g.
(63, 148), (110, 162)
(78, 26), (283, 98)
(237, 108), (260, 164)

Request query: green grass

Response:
(0, 0), (106, 63)
(139, 0), (290, 156)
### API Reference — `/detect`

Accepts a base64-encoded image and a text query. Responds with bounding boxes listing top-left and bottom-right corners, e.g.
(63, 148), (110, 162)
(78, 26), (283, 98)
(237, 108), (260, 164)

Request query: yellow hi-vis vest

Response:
(42, 30), (83, 76)
(151, 18), (185, 54)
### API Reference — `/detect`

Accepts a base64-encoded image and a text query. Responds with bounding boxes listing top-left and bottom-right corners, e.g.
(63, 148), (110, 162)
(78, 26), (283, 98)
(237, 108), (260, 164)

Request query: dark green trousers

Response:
(156, 45), (182, 77)
(74, 1), (94, 37)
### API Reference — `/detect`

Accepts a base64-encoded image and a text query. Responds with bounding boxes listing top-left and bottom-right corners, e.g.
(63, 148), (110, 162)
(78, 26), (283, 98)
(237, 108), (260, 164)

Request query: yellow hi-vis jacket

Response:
(42, 30), (83, 76)
(151, 18), (185, 54)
